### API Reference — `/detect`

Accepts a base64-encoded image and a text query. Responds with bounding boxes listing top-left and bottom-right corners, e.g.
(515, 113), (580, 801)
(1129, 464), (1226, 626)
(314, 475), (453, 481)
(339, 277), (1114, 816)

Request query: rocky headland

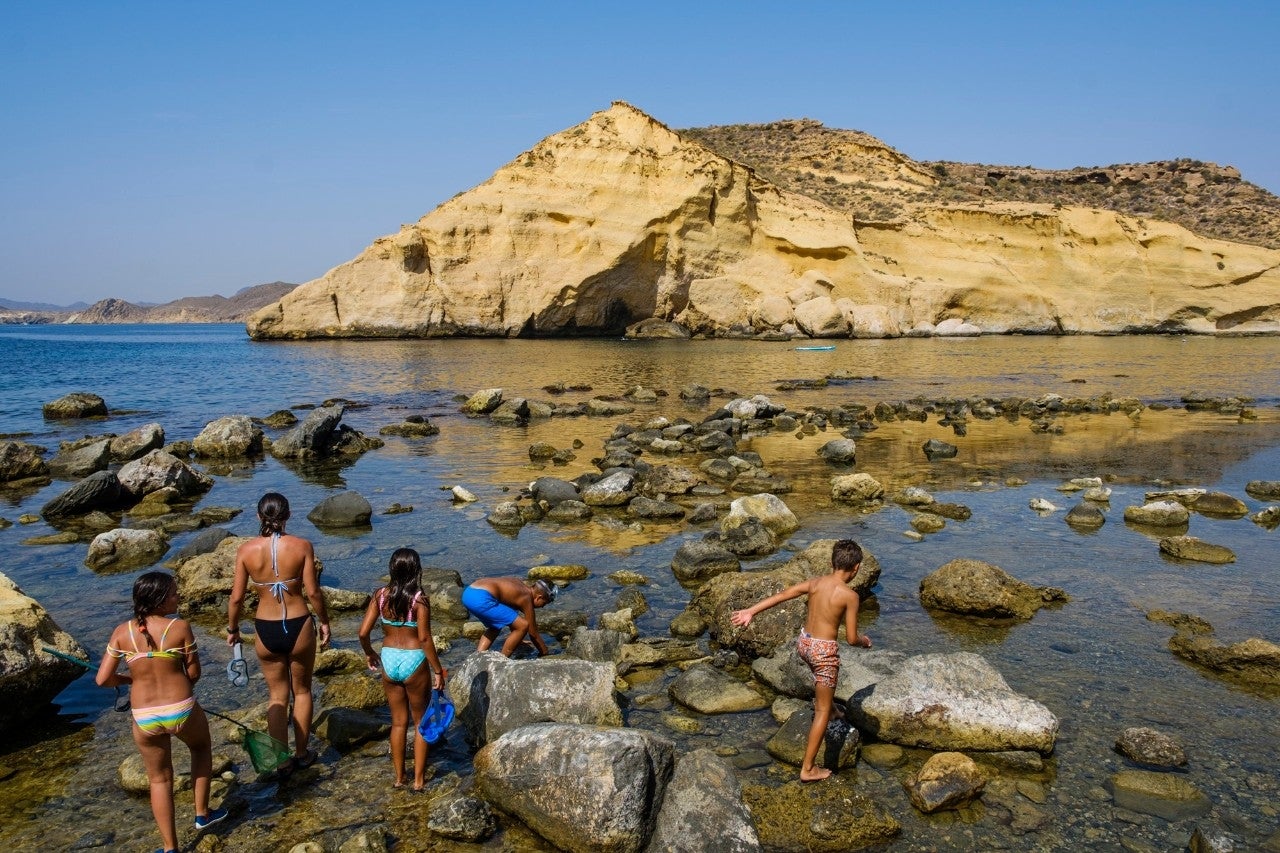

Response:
(248, 102), (1280, 340)
(0, 282), (296, 325)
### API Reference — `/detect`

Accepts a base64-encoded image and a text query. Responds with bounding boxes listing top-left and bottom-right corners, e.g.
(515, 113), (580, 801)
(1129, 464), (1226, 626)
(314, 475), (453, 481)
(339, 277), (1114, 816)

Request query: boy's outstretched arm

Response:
(731, 579), (814, 627)
(843, 589), (872, 648)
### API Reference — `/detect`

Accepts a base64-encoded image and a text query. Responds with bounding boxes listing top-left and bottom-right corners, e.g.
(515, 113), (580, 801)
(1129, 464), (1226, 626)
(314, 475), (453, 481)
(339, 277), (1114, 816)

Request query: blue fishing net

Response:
(418, 689), (454, 743)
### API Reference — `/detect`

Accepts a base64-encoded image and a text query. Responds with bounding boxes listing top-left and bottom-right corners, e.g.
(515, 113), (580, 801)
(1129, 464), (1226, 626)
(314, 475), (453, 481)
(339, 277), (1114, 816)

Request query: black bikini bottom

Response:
(255, 614), (311, 655)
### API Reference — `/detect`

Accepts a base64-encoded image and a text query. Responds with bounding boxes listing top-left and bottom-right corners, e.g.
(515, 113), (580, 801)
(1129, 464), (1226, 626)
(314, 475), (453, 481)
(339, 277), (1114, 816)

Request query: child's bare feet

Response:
(799, 767), (832, 782)
(393, 776), (405, 789)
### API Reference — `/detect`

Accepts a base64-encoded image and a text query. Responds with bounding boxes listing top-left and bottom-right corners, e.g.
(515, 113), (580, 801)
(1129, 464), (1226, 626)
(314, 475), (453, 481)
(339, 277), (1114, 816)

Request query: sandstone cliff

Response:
(247, 102), (1280, 340)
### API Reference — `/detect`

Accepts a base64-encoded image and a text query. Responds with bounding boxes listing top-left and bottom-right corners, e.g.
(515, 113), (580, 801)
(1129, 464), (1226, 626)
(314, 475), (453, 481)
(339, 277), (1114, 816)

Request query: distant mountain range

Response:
(0, 282), (296, 325)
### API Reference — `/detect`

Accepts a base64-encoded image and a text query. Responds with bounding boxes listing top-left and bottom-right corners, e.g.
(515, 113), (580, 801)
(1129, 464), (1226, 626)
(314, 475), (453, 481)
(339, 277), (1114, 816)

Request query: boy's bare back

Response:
(803, 573), (862, 642)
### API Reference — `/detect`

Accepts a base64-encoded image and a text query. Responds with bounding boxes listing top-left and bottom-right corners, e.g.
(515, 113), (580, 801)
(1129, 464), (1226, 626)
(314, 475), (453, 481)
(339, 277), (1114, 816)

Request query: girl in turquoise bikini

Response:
(97, 571), (226, 853)
(358, 548), (445, 790)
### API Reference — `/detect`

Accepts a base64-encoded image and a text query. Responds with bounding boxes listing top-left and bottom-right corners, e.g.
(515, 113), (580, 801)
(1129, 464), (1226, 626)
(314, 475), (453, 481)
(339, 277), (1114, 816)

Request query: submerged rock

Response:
(1108, 769), (1209, 820)
(1115, 726), (1187, 767)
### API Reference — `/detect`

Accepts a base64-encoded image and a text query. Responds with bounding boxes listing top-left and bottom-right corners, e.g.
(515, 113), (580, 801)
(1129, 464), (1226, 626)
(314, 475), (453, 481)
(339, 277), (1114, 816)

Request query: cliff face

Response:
(248, 102), (1280, 340)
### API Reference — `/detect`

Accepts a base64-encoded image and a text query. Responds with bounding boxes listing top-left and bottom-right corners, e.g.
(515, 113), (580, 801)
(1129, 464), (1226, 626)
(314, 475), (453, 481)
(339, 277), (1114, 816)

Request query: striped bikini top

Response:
(377, 588), (422, 628)
(108, 618), (195, 664)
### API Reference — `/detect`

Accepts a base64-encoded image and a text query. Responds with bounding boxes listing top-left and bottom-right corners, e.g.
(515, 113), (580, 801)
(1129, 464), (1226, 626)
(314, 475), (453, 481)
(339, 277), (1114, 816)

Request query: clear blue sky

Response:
(3, 1), (1277, 306)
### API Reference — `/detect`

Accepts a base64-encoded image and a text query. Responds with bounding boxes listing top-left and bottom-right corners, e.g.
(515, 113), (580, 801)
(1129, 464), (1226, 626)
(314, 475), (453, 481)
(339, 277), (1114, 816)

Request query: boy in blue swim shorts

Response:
(461, 576), (556, 657)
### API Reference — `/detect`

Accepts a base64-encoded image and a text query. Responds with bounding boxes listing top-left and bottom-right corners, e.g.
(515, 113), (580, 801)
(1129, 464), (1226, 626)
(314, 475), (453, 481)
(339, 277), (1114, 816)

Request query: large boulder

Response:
(43, 392), (107, 418)
(109, 423), (164, 463)
(474, 722), (673, 853)
(307, 491), (373, 528)
(0, 572), (90, 734)
(47, 437), (113, 479)
(193, 415), (264, 457)
(84, 528), (169, 572)
(751, 644), (907, 703)
(116, 450), (213, 501)
(670, 540), (741, 586)
(793, 296), (847, 337)
(849, 652), (1060, 754)
(451, 652), (622, 747)
(581, 471), (637, 506)
(0, 441), (48, 483)
(171, 535), (251, 610)
(919, 558), (1067, 620)
(41, 470), (125, 519)
(639, 465), (701, 498)
(645, 748), (761, 853)
(269, 404), (344, 459)
(830, 473), (884, 505)
(530, 476), (581, 507)
(697, 541), (881, 658)
(721, 493), (799, 541)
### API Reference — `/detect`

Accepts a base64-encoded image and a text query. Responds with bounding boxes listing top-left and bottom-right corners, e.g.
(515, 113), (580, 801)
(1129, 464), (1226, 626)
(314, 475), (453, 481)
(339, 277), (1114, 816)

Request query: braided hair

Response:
(384, 548), (423, 623)
(258, 492), (290, 537)
(133, 571), (177, 650)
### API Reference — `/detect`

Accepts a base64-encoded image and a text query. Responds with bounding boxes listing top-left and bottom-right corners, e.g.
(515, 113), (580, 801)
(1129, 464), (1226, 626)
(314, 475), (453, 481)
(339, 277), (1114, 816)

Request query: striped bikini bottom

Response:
(131, 696), (196, 736)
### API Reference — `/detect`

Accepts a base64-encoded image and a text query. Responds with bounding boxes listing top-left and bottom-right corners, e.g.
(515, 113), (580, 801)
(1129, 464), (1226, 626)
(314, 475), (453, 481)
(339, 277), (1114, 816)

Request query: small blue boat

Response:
(794, 345), (835, 351)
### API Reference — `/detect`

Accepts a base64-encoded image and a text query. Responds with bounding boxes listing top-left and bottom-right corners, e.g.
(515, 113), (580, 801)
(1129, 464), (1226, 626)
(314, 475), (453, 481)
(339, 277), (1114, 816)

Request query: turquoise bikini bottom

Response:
(380, 646), (425, 683)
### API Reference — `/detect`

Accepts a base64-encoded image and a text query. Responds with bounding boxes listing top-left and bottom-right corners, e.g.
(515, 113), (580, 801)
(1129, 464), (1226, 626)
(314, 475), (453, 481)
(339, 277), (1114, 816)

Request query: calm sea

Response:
(2, 324), (1278, 850)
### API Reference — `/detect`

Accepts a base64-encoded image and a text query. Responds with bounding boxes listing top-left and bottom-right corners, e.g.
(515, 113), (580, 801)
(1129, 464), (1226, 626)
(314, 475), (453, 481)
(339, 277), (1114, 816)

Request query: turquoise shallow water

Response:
(1, 324), (1279, 850)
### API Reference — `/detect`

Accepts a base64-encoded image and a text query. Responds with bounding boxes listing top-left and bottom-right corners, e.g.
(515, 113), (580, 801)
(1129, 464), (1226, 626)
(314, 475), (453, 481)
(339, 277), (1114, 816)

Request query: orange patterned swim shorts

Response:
(796, 630), (839, 688)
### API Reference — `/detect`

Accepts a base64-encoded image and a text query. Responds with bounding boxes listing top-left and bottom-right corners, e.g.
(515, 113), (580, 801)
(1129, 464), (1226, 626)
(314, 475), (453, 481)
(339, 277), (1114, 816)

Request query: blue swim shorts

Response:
(461, 585), (519, 631)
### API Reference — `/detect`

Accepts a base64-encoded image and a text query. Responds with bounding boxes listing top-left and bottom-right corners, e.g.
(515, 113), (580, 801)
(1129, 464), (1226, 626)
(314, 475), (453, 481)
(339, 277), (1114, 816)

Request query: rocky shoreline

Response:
(2, 383), (1279, 851)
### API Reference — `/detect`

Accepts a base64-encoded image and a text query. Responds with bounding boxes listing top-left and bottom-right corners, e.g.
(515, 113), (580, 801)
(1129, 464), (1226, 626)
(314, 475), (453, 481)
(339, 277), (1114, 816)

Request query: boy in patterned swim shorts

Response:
(731, 539), (871, 781)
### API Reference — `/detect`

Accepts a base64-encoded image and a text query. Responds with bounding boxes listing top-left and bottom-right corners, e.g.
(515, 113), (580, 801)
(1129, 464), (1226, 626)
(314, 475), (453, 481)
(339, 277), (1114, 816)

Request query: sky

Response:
(2, 0), (1278, 306)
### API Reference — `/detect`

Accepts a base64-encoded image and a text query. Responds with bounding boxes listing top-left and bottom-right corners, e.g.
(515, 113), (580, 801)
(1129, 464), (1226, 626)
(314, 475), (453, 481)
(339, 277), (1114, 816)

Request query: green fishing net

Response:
(206, 710), (291, 774)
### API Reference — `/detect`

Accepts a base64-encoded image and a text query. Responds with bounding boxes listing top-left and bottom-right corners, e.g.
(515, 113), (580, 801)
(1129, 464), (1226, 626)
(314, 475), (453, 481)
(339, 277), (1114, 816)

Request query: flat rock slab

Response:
(742, 778), (900, 852)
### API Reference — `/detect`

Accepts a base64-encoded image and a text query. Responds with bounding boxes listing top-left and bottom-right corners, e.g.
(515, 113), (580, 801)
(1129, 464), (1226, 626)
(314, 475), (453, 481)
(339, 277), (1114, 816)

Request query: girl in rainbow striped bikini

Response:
(97, 571), (226, 853)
